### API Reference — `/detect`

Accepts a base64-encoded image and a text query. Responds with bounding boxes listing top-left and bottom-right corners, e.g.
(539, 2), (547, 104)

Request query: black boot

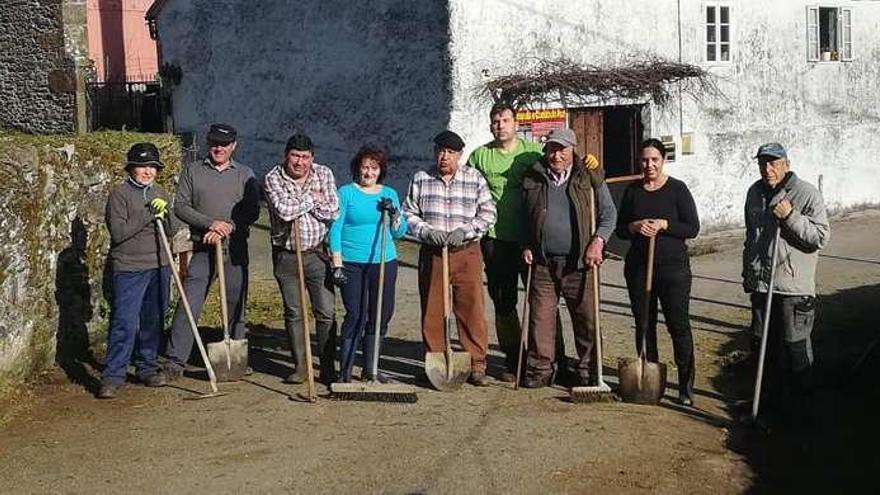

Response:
(678, 364), (695, 406)
(284, 321), (308, 384)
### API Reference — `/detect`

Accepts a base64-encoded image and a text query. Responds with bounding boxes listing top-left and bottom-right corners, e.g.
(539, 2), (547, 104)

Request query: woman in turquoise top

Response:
(329, 145), (408, 383)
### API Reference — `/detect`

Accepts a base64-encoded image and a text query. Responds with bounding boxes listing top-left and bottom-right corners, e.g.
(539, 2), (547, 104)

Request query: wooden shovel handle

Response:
(293, 218), (317, 402)
(215, 241), (230, 342)
(514, 263), (532, 390)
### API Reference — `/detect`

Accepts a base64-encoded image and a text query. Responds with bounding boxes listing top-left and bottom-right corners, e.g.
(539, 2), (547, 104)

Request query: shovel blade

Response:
(207, 338), (249, 382)
(425, 351), (471, 392)
(618, 357), (667, 405)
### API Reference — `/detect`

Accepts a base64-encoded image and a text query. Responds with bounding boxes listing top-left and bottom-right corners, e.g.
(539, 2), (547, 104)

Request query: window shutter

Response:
(807, 6), (819, 61)
(841, 8), (853, 61)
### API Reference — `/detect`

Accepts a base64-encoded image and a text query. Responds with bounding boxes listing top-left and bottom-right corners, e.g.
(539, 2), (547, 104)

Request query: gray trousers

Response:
(750, 293), (816, 408)
(165, 248), (248, 369)
(272, 247), (337, 378)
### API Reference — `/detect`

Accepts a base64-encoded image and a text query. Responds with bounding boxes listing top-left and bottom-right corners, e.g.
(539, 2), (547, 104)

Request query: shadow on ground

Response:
(717, 282), (880, 493)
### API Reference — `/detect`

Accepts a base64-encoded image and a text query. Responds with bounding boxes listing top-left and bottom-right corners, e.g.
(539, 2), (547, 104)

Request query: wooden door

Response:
(568, 109), (603, 165)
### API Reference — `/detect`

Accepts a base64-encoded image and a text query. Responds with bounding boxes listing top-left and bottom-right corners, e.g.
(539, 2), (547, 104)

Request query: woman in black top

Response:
(616, 139), (700, 405)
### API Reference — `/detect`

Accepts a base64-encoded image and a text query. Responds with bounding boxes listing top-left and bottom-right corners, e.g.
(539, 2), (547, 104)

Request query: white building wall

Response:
(448, 0), (880, 227)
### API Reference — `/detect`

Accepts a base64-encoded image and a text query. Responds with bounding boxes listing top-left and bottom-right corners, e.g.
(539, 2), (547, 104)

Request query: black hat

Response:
(126, 142), (163, 169)
(433, 130), (465, 152)
(285, 133), (314, 153)
(206, 123), (237, 144)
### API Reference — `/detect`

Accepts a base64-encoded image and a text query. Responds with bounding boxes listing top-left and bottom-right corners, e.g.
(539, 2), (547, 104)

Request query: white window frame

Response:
(704, 2), (733, 64)
(807, 5), (853, 62)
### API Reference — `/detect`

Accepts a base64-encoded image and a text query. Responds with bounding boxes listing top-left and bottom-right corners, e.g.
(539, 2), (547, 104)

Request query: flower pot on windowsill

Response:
(820, 51), (832, 61)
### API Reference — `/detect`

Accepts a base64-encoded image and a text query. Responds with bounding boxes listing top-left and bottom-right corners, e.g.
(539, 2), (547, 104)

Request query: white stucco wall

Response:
(156, 0), (452, 193)
(448, 0), (880, 227)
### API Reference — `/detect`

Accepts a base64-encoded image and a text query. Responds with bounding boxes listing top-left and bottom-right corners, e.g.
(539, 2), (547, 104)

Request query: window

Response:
(807, 6), (853, 62)
(705, 3), (732, 63)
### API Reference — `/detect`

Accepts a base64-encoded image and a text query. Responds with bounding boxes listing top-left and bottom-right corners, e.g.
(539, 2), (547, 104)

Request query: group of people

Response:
(99, 103), (829, 420)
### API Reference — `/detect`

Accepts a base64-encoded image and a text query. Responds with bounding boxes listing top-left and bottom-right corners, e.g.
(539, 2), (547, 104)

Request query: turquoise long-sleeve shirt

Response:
(329, 183), (408, 263)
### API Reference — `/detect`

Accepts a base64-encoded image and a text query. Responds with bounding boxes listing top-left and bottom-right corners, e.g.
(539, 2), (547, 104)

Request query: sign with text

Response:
(516, 108), (567, 142)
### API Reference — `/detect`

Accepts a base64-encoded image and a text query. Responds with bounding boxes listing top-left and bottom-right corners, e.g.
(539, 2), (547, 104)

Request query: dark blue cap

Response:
(433, 130), (465, 152)
(754, 142), (787, 159)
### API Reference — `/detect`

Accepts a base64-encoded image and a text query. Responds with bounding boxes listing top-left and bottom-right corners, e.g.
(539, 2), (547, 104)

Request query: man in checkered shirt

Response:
(264, 133), (340, 385)
(402, 130), (497, 386)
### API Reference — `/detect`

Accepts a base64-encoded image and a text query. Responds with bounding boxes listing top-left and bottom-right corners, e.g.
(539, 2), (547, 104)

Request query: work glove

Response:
(331, 266), (349, 288)
(149, 197), (168, 220)
(583, 153), (599, 171)
(377, 197), (400, 225)
(445, 227), (468, 247)
(421, 228), (447, 247)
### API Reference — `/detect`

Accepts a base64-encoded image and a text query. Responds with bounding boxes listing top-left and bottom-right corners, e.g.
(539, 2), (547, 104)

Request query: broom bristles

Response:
(570, 381), (614, 403)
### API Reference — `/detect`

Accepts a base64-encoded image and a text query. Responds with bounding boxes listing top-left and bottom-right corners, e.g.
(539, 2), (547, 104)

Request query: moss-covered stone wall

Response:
(0, 131), (181, 388)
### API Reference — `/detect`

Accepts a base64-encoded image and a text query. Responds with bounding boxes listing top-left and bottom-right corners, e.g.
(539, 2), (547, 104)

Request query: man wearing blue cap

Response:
(743, 142), (830, 418)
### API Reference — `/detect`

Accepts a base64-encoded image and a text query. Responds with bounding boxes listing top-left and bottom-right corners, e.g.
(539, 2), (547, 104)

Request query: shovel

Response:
(425, 245), (471, 391)
(618, 235), (668, 404)
(155, 219), (224, 399)
(207, 241), (249, 382)
(513, 263), (532, 390)
(292, 217), (317, 403)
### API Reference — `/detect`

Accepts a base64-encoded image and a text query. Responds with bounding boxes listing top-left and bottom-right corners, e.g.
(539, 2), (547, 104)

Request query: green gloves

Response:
(149, 197), (168, 220)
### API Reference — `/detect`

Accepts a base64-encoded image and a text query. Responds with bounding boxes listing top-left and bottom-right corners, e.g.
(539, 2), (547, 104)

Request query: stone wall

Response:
(0, 132), (181, 387)
(0, 0), (88, 134)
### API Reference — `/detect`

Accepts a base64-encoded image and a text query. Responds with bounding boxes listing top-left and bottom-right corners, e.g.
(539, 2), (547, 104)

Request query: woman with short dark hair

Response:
(329, 145), (407, 383)
(616, 139), (700, 405)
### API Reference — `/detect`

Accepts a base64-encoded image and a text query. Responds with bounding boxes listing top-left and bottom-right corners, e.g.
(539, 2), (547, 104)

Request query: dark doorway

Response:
(569, 105), (645, 258)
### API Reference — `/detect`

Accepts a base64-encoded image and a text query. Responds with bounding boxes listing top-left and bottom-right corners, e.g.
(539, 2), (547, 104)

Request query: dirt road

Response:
(2, 211), (878, 494)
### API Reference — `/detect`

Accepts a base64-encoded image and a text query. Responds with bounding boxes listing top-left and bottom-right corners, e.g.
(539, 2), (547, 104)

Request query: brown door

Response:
(568, 109), (603, 165)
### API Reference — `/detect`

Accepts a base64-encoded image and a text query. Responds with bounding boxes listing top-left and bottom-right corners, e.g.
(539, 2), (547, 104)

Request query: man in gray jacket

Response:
(164, 124), (261, 379)
(743, 142), (830, 414)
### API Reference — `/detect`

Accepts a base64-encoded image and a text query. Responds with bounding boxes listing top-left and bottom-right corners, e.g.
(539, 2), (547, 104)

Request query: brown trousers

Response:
(418, 243), (488, 372)
(527, 257), (596, 378)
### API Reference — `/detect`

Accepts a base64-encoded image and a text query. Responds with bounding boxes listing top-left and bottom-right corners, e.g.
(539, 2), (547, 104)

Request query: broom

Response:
(330, 208), (418, 402)
(571, 188), (613, 403)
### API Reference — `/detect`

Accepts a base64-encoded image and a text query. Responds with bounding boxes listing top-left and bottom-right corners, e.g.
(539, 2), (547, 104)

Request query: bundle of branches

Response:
(483, 57), (718, 108)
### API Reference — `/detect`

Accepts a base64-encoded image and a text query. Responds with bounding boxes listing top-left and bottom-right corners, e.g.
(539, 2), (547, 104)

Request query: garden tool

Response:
(331, 210), (417, 402)
(292, 217), (317, 403)
(155, 219), (225, 399)
(206, 241), (248, 382)
(618, 235), (668, 404)
(751, 226), (781, 421)
(513, 263), (532, 390)
(572, 188), (613, 402)
(425, 245), (471, 391)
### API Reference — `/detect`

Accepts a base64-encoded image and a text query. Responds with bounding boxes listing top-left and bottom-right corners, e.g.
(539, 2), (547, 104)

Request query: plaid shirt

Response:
(402, 164), (496, 242)
(264, 162), (339, 251)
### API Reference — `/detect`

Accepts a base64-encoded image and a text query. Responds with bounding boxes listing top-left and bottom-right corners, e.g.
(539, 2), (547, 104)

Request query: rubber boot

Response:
(678, 363), (695, 406)
(284, 320), (307, 384)
(361, 332), (383, 382)
(554, 311), (570, 386)
(338, 337), (357, 383)
(495, 312), (522, 382)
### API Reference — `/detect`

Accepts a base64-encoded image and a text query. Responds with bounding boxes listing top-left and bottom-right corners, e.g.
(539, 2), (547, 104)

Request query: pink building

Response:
(87, 0), (158, 82)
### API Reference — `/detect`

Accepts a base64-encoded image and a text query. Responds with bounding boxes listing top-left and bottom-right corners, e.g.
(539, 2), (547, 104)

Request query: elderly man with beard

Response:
(403, 130), (497, 386)
(163, 123), (260, 380)
(264, 133), (340, 385)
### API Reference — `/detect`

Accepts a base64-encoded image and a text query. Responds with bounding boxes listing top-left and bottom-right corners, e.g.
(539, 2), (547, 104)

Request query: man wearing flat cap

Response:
(99, 143), (178, 398)
(743, 142), (829, 419)
(402, 130), (497, 386)
(164, 123), (260, 380)
(520, 128), (616, 389)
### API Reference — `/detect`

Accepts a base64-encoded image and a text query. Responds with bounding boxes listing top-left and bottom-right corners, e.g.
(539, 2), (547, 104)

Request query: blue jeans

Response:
(102, 266), (170, 385)
(339, 260), (397, 380)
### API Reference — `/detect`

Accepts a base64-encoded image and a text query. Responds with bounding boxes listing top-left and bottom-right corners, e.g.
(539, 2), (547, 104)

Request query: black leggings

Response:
(624, 261), (695, 395)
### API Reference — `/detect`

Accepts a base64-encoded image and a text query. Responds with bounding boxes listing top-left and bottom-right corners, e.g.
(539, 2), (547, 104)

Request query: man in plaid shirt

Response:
(264, 133), (340, 385)
(402, 130), (497, 386)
